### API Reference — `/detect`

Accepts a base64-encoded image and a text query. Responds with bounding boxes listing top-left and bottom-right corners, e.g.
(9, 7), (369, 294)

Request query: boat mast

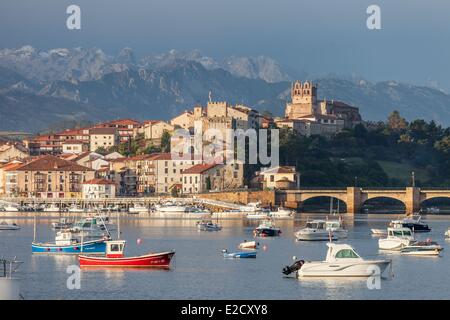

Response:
(33, 214), (36, 242)
(117, 212), (120, 240)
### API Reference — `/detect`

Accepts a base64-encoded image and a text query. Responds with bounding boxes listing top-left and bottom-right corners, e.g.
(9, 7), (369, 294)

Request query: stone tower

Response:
(285, 80), (319, 119)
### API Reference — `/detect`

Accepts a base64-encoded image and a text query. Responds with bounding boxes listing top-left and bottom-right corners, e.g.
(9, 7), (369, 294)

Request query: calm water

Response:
(1, 214), (450, 300)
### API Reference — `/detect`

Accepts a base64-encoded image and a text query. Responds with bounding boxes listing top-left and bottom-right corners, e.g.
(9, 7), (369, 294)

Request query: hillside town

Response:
(0, 81), (362, 199)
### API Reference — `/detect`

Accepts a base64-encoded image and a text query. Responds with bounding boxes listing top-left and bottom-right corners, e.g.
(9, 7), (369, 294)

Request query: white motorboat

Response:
(282, 243), (391, 278)
(154, 202), (187, 213)
(0, 258), (23, 300)
(0, 222), (20, 231)
(378, 227), (415, 251)
(445, 228), (450, 239)
(400, 240), (443, 256)
(295, 219), (347, 241)
(3, 204), (19, 212)
(245, 211), (270, 220)
(239, 202), (263, 213)
(238, 240), (259, 250)
(128, 204), (149, 214)
(269, 207), (294, 218)
(44, 204), (61, 212)
(51, 218), (73, 230)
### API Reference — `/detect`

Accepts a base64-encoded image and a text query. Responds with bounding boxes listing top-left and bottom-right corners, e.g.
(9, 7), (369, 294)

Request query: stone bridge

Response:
(277, 187), (450, 214)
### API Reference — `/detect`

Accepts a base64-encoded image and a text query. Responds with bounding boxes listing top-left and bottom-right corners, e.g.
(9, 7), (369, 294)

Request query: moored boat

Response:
(0, 222), (20, 231)
(154, 202), (188, 213)
(400, 240), (443, 256)
(128, 204), (149, 214)
(282, 243), (391, 278)
(269, 207), (294, 218)
(51, 218), (73, 230)
(79, 240), (175, 268)
(371, 229), (388, 236)
(197, 220), (222, 231)
(295, 219), (345, 241)
(238, 240), (259, 250)
(32, 231), (108, 254)
(222, 249), (257, 259)
(390, 215), (431, 233)
(378, 227), (415, 251)
(253, 219), (281, 237)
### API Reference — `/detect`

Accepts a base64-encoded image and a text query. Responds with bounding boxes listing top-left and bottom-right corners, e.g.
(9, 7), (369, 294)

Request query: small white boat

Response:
(295, 219), (347, 241)
(238, 240), (259, 250)
(0, 222), (20, 231)
(269, 207), (294, 218)
(283, 243), (391, 278)
(245, 211), (270, 220)
(400, 241), (443, 256)
(197, 220), (222, 231)
(371, 229), (388, 236)
(445, 228), (450, 239)
(3, 204), (19, 212)
(378, 227), (415, 251)
(154, 202), (187, 213)
(239, 202), (263, 213)
(44, 204), (61, 212)
(128, 204), (149, 214)
(51, 218), (73, 230)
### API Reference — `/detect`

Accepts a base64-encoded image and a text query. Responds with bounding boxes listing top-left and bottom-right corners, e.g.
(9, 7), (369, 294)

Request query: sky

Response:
(1, 0), (450, 89)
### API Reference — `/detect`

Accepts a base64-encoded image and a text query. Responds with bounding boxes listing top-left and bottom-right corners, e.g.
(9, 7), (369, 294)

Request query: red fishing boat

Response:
(78, 240), (175, 268)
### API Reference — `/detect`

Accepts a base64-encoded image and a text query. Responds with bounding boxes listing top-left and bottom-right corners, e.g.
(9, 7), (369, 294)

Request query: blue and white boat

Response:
(222, 249), (257, 258)
(32, 231), (107, 255)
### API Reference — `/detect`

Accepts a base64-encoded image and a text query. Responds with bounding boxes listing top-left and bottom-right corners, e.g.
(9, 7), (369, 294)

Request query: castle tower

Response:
(286, 80), (318, 119)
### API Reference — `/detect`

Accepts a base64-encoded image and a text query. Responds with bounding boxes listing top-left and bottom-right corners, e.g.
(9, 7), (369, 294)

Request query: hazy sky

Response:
(1, 0), (450, 89)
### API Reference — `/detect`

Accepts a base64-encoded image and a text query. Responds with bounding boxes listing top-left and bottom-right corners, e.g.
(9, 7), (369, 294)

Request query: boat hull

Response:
(378, 238), (412, 251)
(298, 260), (391, 277)
(400, 245), (442, 256)
(0, 225), (20, 230)
(223, 251), (257, 258)
(32, 239), (107, 255)
(254, 227), (281, 237)
(295, 230), (337, 241)
(239, 241), (258, 249)
(79, 251), (175, 267)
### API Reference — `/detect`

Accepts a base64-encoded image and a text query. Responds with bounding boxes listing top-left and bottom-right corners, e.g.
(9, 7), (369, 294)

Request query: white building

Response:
(82, 178), (116, 199)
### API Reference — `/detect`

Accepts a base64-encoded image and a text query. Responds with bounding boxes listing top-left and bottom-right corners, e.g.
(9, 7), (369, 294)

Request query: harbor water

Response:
(1, 214), (450, 299)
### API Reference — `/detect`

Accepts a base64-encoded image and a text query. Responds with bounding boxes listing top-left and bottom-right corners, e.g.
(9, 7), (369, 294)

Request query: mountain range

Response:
(1, 46), (450, 133)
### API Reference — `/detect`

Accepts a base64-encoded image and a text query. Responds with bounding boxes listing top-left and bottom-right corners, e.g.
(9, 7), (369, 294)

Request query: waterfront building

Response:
(4, 155), (95, 198)
(181, 162), (244, 194)
(82, 178), (116, 199)
(258, 166), (299, 190)
(0, 160), (24, 196)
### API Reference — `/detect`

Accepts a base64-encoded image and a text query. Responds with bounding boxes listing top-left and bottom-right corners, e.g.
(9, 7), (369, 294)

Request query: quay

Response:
(2, 187), (450, 215)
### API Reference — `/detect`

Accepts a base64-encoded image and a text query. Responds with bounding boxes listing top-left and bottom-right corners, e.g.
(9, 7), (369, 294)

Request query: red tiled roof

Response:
(83, 178), (116, 185)
(2, 162), (24, 171)
(12, 155), (93, 172)
(90, 127), (117, 135)
(182, 163), (219, 175)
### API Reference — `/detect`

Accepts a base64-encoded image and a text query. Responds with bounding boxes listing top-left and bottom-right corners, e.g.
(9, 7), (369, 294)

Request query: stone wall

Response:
(196, 190), (276, 207)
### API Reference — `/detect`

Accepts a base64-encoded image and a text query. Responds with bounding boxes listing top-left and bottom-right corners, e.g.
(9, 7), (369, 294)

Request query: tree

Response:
(161, 130), (171, 153)
(387, 110), (408, 131)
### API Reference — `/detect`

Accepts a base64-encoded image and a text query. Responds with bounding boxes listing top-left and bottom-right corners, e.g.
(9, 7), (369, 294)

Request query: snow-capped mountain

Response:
(1, 45), (450, 132)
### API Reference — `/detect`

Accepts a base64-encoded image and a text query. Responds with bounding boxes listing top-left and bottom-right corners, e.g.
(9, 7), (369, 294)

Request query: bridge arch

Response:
(300, 196), (347, 213)
(420, 196), (450, 214)
(361, 196), (406, 214)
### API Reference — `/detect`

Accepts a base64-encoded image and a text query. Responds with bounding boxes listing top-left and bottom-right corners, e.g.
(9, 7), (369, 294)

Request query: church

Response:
(276, 80), (362, 136)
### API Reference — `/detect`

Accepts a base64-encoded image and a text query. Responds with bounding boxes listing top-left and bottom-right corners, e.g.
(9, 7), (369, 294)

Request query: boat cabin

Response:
(305, 220), (326, 230)
(106, 240), (126, 258)
(325, 243), (363, 263)
(55, 231), (77, 246)
(387, 227), (414, 239)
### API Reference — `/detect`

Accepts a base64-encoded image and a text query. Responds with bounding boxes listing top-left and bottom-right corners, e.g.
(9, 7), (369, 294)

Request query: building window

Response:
(270, 175), (274, 182)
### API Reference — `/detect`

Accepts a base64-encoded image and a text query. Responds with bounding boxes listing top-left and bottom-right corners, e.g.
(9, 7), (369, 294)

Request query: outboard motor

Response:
(282, 260), (304, 276)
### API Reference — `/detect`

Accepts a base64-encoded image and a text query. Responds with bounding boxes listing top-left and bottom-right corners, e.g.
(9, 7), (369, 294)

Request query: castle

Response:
(277, 80), (362, 136)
